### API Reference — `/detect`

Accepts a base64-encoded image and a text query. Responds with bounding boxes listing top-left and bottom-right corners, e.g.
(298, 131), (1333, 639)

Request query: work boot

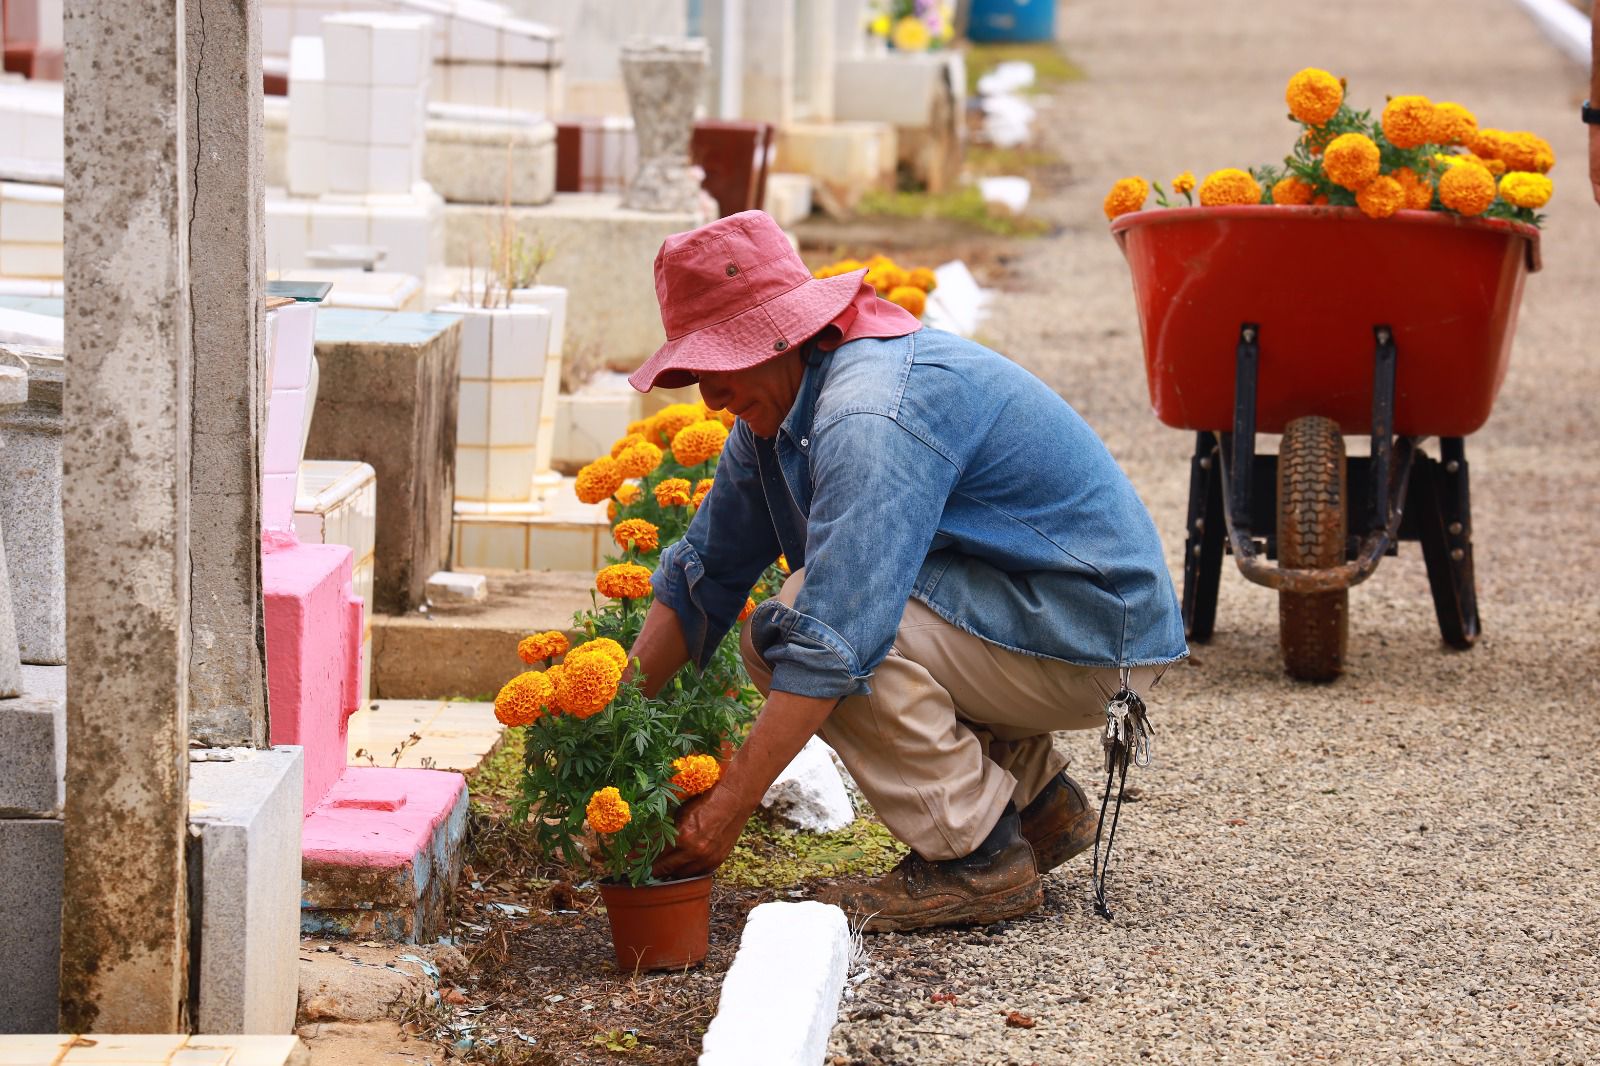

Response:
(813, 807), (1042, 933)
(1018, 771), (1098, 874)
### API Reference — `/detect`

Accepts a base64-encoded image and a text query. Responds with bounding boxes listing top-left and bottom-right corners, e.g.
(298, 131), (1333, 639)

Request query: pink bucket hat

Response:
(628, 210), (867, 392)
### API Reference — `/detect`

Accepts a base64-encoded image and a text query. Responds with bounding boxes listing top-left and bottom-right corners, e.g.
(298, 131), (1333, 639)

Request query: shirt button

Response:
(800, 438), (809, 447)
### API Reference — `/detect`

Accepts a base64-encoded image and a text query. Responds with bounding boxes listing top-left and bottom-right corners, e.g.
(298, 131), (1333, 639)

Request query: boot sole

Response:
(857, 877), (1045, 934)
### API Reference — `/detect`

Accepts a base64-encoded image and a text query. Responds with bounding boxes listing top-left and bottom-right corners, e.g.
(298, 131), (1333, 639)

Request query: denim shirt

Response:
(652, 328), (1188, 700)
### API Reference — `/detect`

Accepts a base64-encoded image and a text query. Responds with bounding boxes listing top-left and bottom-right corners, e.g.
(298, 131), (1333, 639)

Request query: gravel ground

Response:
(829, 1), (1600, 1062)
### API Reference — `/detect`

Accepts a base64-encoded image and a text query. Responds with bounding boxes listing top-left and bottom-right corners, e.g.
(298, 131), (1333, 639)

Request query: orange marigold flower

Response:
(691, 477), (715, 510)
(1381, 95), (1435, 149)
(1102, 176), (1150, 220)
(555, 652), (622, 718)
(570, 636), (628, 672)
(1391, 167), (1434, 210)
(518, 630), (569, 665)
(1322, 133), (1381, 190)
(607, 501), (618, 522)
(1285, 68), (1343, 126)
(1429, 101), (1477, 146)
(1270, 177), (1316, 205)
(865, 264), (907, 295)
(738, 597), (757, 622)
(655, 477), (692, 507)
(586, 787), (631, 834)
(1356, 175), (1405, 219)
(704, 407), (737, 429)
(907, 266), (938, 293)
(1499, 132), (1554, 174)
(649, 403), (705, 446)
(1498, 171), (1553, 209)
(670, 754), (722, 798)
(777, 554), (790, 575)
(615, 440), (663, 479)
(614, 482), (642, 506)
(887, 285), (926, 318)
(595, 562), (653, 601)
(672, 420), (729, 467)
(494, 670), (553, 727)
(1468, 128), (1511, 163)
(1173, 171), (1196, 197)
(610, 432), (645, 459)
(574, 456), (624, 505)
(612, 518), (660, 553)
(1198, 168), (1261, 207)
(1438, 161), (1497, 216)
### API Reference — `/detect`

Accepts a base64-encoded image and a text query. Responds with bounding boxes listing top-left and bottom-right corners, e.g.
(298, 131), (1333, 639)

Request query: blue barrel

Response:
(966, 0), (1057, 42)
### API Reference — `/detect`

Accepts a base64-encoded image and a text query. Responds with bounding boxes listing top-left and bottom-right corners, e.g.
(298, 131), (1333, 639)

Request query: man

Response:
(624, 210), (1186, 931)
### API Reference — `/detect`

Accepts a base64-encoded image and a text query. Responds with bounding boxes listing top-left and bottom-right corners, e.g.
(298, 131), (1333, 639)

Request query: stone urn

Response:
(619, 37), (708, 214)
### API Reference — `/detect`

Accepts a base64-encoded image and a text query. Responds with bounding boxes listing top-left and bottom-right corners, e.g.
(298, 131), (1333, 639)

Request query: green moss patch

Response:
(720, 809), (909, 887)
(856, 185), (1050, 238)
(964, 41), (1085, 97)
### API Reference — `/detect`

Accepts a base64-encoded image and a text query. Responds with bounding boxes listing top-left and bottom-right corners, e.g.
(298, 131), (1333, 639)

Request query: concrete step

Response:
(370, 568), (593, 700)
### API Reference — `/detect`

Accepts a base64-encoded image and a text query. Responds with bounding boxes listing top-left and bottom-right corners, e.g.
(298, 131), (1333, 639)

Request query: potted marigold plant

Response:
(494, 400), (778, 970)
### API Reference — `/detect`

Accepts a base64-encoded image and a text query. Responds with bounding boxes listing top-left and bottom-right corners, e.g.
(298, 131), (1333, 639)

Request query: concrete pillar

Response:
(60, 0), (193, 1032)
(184, 0), (269, 749)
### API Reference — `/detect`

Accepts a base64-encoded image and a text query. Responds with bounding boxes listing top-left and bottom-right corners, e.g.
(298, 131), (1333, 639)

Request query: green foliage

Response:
(963, 41), (1084, 97)
(856, 185), (1050, 238)
(720, 808), (909, 887)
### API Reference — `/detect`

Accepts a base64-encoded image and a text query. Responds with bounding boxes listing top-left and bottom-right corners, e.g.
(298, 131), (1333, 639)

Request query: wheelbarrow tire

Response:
(1277, 415), (1348, 681)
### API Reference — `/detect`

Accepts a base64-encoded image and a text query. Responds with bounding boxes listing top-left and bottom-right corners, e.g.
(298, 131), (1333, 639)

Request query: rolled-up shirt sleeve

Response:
(652, 420), (780, 667)
(750, 413), (959, 699)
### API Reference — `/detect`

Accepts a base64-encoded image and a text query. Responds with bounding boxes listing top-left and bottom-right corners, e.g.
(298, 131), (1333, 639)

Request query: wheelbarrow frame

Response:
(1181, 321), (1480, 652)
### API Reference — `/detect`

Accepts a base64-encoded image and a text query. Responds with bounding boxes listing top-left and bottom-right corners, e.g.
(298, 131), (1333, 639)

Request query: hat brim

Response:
(629, 269), (870, 392)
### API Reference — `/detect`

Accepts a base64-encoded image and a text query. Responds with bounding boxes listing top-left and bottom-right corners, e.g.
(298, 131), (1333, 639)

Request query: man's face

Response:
(696, 353), (804, 440)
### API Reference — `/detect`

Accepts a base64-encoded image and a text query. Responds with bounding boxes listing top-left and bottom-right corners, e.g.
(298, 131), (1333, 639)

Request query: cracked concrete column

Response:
(184, 0), (269, 748)
(60, 0), (194, 1032)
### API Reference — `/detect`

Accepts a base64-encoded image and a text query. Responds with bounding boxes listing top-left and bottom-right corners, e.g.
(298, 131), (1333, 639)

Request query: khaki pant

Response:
(741, 570), (1162, 861)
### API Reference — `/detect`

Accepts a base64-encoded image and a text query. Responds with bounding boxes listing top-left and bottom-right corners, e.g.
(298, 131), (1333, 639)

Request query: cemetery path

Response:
(829, 1), (1600, 1063)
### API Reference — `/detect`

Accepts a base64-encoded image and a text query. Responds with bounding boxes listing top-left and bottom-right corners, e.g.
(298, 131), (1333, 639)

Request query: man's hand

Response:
(1590, 124), (1599, 207)
(652, 786), (749, 880)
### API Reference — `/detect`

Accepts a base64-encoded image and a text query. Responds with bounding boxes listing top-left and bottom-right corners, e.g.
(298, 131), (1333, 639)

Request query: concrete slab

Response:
(0, 1034), (311, 1065)
(347, 699), (503, 774)
(300, 767), (470, 942)
(371, 568), (593, 700)
(188, 746), (306, 1035)
(0, 691), (64, 816)
(0, 818), (62, 1034)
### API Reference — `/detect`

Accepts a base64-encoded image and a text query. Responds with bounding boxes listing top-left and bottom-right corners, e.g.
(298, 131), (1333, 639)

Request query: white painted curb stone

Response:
(1511, 0), (1589, 64)
(699, 901), (850, 1066)
(761, 736), (854, 833)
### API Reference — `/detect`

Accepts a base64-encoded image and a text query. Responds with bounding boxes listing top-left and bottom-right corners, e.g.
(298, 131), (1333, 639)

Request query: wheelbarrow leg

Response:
(1182, 431), (1226, 642)
(1413, 437), (1481, 648)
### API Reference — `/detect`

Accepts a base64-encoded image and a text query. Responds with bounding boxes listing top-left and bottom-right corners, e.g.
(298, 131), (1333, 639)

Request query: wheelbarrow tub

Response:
(1111, 205), (1540, 437)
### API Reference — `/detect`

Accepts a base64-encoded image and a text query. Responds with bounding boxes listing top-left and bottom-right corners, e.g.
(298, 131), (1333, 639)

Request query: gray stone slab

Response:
(188, 745), (305, 1035)
(0, 345), (63, 666)
(20, 663), (63, 700)
(0, 693), (64, 817)
(0, 818), (63, 1034)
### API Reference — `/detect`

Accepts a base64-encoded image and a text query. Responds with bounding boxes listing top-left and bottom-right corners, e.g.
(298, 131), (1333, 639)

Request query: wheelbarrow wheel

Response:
(1277, 415), (1348, 681)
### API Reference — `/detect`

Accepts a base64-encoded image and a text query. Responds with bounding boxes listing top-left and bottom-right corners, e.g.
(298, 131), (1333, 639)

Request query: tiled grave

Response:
(440, 302), (556, 503)
(294, 460), (378, 702)
(0, 78), (63, 182)
(0, 181), (62, 280)
(346, 698), (503, 774)
(453, 480), (610, 572)
(270, 268), (422, 311)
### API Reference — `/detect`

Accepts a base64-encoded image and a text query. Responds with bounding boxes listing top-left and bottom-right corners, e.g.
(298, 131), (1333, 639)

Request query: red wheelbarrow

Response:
(1111, 205), (1541, 680)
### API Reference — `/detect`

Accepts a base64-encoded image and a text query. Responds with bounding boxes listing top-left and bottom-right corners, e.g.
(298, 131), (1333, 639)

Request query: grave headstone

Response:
(619, 38), (708, 215)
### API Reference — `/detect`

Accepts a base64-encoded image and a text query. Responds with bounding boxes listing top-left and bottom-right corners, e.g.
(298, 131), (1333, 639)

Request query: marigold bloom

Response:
(649, 403), (705, 446)
(887, 285), (927, 318)
(596, 562), (653, 601)
(518, 630), (570, 665)
(691, 478), (715, 510)
(891, 14), (930, 51)
(738, 597), (757, 622)
(1356, 175), (1405, 219)
(1285, 68), (1343, 126)
(1270, 177), (1316, 205)
(1498, 171), (1553, 209)
(777, 554), (790, 575)
(655, 478), (692, 507)
(574, 456), (624, 504)
(570, 637), (628, 672)
(1172, 171), (1196, 197)
(907, 266), (938, 292)
(670, 754), (722, 797)
(1438, 161), (1497, 216)
(616, 439), (663, 479)
(1381, 95), (1435, 149)
(1102, 176), (1149, 220)
(607, 501), (618, 523)
(865, 264), (907, 295)
(705, 407), (737, 429)
(1321, 134), (1381, 190)
(1499, 132), (1554, 174)
(614, 482), (642, 506)
(610, 432), (645, 459)
(1198, 169), (1261, 207)
(555, 652), (622, 718)
(494, 670), (553, 727)
(586, 787), (631, 834)
(1429, 101), (1477, 146)
(612, 518), (660, 553)
(1391, 167), (1434, 210)
(1468, 128), (1511, 163)
(626, 418), (651, 437)
(672, 420), (729, 467)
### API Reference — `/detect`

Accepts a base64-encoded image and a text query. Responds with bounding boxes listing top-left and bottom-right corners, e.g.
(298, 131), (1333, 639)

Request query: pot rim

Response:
(598, 872), (713, 890)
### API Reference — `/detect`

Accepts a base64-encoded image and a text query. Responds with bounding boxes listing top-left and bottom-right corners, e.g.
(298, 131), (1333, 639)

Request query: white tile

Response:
(21, 112), (63, 165)
(455, 520), (527, 570)
(528, 523), (600, 571)
(270, 304), (317, 388)
(0, 110), (23, 159)
(286, 137), (328, 197)
(451, 307), (491, 378)
(261, 6), (292, 55)
(287, 77), (325, 140)
(502, 306), (551, 379)
(324, 83), (371, 145)
(447, 14), (498, 62)
(487, 449), (536, 501)
(262, 471), (298, 530)
(321, 16), (373, 85)
(447, 62), (497, 108)
(368, 85), (420, 146)
(0, 243), (63, 278)
(455, 445), (489, 502)
(501, 23), (551, 64)
(308, 198), (369, 247)
(323, 141), (369, 194)
(292, 7), (324, 39)
(373, 17), (431, 87)
(488, 382), (540, 446)
(265, 200), (311, 271)
(366, 144), (414, 194)
(366, 205), (430, 278)
(287, 32), (324, 81)
(0, 194), (63, 244)
(458, 380), (489, 446)
(292, 510), (327, 543)
(500, 64), (548, 115)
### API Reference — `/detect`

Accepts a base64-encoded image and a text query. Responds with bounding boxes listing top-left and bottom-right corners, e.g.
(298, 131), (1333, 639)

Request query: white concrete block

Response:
(321, 15), (374, 86)
(699, 901), (850, 1066)
(760, 736), (855, 833)
(979, 175), (1031, 215)
(425, 570), (487, 606)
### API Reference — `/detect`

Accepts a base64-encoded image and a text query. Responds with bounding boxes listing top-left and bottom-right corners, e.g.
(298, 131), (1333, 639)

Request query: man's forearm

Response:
(720, 689), (840, 811)
(626, 600), (691, 698)
(1592, 12), (1599, 102)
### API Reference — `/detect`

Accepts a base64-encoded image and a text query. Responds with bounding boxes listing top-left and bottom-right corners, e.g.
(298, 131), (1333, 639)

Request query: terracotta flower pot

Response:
(597, 874), (713, 971)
